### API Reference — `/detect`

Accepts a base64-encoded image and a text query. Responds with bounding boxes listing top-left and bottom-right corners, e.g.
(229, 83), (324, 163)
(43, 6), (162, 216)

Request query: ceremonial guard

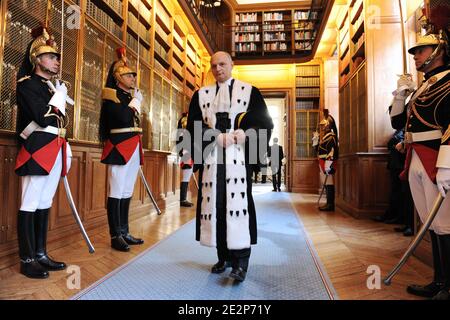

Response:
(176, 112), (194, 207)
(390, 21), (450, 299)
(316, 113), (338, 211)
(99, 48), (144, 252)
(187, 51), (273, 282)
(15, 26), (71, 278)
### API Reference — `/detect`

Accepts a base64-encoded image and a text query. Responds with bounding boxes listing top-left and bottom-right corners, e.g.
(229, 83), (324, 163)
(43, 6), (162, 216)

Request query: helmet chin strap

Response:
(417, 43), (443, 71)
(36, 58), (59, 77)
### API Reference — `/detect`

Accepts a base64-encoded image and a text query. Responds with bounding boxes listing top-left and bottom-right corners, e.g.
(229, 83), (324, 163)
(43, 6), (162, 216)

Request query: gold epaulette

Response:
(322, 132), (335, 143)
(181, 117), (188, 129)
(102, 88), (120, 103)
(17, 76), (31, 83)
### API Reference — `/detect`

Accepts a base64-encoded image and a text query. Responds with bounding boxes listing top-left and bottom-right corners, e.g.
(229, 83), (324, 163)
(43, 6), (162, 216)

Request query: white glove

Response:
(325, 160), (333, 174)
(66, 143), (73, 173)
(312, 131), (319, 147)
(233, 129), (246, 145)
(47, 79), (67, 115)
(393, 74), (415, 98)
(128, 88), (143, 114)
(436, 167), (450, 198)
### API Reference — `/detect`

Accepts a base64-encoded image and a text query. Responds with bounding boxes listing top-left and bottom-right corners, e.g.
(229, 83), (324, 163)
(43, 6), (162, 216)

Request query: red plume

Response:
(31, 25), (45, 39)
(116, 47), (127, 59)
(429, 4), (450, 31)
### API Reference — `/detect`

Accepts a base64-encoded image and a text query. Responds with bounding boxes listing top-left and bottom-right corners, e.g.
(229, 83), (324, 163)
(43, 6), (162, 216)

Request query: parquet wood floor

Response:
(0, 189), (432, 300)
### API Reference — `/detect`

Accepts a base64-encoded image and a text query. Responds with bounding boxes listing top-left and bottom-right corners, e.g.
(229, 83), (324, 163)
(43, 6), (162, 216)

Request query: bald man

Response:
(187, 51), (273, 282)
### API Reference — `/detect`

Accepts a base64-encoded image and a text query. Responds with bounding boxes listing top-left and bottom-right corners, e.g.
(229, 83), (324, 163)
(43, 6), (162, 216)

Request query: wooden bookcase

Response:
(233, 8), (320, 58)
(294, 64), (320, 159)
(335, 0), (405, 218)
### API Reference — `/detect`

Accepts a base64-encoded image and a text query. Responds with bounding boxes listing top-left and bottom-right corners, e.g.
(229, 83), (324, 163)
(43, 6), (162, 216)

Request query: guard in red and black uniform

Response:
(390, 28), (450, 300)
(15, 26), (71, 279)
(99, 48), (144, 252)
(317, 114), (338, 211)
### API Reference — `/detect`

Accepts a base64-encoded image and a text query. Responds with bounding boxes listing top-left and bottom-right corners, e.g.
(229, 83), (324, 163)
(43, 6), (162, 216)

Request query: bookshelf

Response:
(233, 8), (321, 58)
(294, 64), (321, 159)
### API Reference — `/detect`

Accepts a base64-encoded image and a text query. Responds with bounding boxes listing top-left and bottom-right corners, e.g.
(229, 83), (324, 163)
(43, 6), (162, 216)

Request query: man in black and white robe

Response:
(187, 51), (273, 282)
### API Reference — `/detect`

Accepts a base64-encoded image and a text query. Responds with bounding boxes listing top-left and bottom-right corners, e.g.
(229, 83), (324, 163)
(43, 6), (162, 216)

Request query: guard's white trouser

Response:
(20, 144), (72, 212)
(319, 166), (334, 186)
(182, 167), (193, 182)
(108, 145), (140, 199)
(409, 149), (450, 235)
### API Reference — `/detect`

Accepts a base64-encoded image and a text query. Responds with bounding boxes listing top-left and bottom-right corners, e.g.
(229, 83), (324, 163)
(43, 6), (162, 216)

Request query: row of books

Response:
(295, 66), (320, 76)
(296, 77), (320, 87)
(296, 87), (320, 97)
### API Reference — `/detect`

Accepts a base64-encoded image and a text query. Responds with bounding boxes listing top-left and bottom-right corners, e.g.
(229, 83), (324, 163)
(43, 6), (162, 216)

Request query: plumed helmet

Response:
(29, 25), (60, 68)
(105, 47), (137, 89)
(17, 25), (60, 79)
(408, 1), (449, 66)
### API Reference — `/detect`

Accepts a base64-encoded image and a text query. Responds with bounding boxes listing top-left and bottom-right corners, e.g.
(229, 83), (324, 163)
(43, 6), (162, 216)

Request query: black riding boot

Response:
(407, 231), (445, 297)
(120, 198), (143, 245)
(180, 182), (193, 207)
(319, 185), (335, 211)
(17, 211), (49, 279)
(107, 197), (129, 252)
(35, 209), (66, 271)
(432, 234), (450, 300)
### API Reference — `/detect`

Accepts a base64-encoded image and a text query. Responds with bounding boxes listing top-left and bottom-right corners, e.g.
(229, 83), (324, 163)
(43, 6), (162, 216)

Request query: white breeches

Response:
(182, 167), (193, 182)
(20, 148), (68, 211)
(319, 167), (334, 186)
(409, 149), (450, 235)
(108, 145), (140, 199)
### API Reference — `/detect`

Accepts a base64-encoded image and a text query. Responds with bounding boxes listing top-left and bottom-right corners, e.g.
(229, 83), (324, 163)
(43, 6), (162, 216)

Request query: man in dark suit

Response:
(269, 138), (284, 192)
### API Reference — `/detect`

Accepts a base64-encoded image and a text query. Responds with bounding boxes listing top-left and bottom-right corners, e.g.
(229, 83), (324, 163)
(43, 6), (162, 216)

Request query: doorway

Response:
(263, 94), (288, 189)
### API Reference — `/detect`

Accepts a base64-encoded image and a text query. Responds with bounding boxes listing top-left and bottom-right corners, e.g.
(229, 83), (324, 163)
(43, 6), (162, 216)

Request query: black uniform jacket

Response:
(15, 74), (67, 176)
(100, 87), (143, 165)
(391, 65), (450, 182)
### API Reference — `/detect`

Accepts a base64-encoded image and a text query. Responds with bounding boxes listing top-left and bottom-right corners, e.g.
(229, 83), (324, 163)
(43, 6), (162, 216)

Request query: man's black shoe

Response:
(211, 261), (231, 274)
(394, 226), (408, 232)
(111, 236), (130, 252)
(319, 204), (335, 211)
(403, 228), (414, 237)
(123, 234), (144, 245)
(278, 188), (281, 192)
(432, 289), (450, 300)
(272, 189), (277, 192)
(407, 282), (445, 298)
(229, 267), (247, 282)
(384, 217), (402, 224)
(180, 200), (194, 207)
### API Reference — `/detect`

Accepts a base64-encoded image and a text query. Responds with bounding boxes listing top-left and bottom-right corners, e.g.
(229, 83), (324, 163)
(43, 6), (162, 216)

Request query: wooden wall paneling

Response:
(85, 150), (108, 220)
(357, 64), (367, 152)
(291, 160), (319, 193)
(51, 149), (85, 231)
(5, 145), (20, 242)
(365, 0), (404, 152)
(0, 146), (6, 244)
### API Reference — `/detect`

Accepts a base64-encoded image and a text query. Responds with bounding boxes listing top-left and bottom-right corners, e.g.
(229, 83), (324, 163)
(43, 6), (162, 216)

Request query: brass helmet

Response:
(113, 47), (137, 82)
(29, 26), (60, 69)
(408, 2), (449, 69)
(408, 33), (441, 55)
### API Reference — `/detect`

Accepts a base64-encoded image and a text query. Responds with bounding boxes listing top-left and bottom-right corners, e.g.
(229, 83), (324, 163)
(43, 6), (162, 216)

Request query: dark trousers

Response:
(386, 168), (403, 220)
(272, 166), (281, 190)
